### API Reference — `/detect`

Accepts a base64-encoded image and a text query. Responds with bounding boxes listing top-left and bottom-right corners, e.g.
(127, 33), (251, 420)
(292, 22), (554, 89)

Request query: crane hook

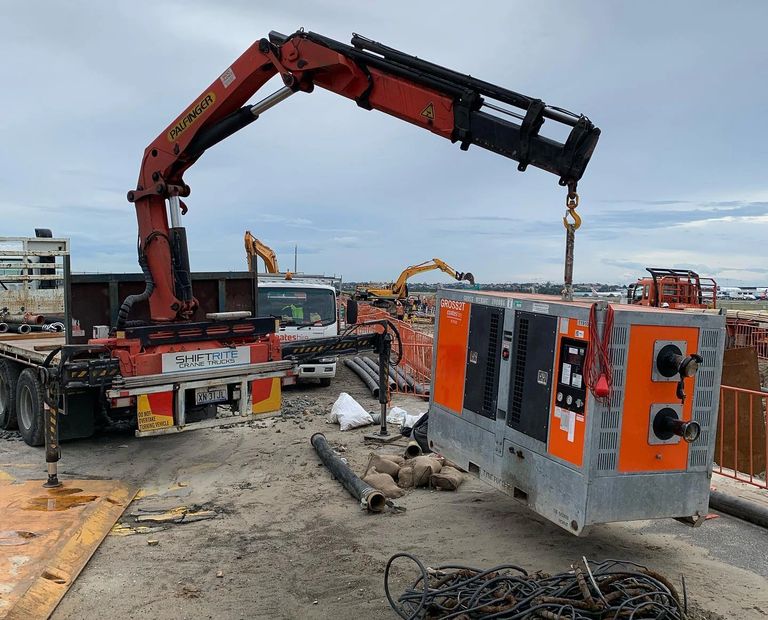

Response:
(563, 190), (581, 230)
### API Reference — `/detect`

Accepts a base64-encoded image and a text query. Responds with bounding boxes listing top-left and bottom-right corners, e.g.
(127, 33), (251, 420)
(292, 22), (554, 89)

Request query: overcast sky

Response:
(1, 1), (767, 286)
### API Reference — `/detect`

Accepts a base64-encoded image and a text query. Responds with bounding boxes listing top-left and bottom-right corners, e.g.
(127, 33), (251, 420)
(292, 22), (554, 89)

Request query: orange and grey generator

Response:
(428, 290), (726, 534)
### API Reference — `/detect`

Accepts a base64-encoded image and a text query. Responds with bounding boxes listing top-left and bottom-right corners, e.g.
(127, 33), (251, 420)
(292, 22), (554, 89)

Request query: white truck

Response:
(256, 276), (339, 386)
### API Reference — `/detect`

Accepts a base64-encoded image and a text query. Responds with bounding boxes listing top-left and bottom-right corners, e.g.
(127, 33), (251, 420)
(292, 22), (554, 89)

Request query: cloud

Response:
(1, 2), (767, 284)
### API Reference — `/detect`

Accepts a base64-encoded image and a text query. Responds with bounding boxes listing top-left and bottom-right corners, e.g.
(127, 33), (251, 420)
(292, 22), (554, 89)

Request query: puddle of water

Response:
(0, 530), (37, 546)
(23, 495), (98, 511)
(47, 487), (83, 496)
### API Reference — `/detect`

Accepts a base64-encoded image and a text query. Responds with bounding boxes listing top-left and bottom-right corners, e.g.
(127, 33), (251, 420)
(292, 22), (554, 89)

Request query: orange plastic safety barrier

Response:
(355, 305), (433, 398)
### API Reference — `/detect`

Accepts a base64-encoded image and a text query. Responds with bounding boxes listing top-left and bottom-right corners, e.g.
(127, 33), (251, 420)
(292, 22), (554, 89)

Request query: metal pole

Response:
(562, 224), (575, 302)
(378, 332), (392, 436)
(43, 401), (61, 488)
(561, 188), (580, 302)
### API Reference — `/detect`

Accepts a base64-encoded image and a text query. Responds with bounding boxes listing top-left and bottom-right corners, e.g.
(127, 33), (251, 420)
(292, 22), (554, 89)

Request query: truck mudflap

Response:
(107, 359), (294, 437)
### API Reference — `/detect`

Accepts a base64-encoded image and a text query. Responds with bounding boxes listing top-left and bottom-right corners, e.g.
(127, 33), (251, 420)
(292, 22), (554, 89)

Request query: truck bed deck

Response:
(0, 333), (65, 365)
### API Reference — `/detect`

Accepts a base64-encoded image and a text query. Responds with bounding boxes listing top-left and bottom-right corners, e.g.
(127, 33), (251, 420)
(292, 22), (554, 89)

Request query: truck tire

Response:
(0, 360), (22, 430)
(16, 369), (45, 447)
(319, 378), (332, 387)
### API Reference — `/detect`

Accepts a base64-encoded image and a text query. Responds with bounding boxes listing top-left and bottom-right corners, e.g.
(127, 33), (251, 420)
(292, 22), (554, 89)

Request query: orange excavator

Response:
(244, 231), (280, 274)
(354, 258), (474, 311)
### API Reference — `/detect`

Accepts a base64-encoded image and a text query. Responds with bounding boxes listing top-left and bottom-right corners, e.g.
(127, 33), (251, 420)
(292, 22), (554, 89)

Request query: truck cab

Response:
(628, 267), (717, 310)
(257, 278), (339, 386)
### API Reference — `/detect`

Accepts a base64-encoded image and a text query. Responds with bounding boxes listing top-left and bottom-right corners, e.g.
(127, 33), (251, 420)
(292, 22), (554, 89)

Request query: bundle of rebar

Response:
(385, 554), (689, 619)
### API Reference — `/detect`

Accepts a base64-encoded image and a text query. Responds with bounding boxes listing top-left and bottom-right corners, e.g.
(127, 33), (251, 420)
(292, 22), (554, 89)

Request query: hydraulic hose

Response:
(116, 245), (154, 330)
(311, 432), (386, 512)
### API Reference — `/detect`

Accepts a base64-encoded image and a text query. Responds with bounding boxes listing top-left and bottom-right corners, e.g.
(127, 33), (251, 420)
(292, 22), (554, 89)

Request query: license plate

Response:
(195, 386), (227, 405)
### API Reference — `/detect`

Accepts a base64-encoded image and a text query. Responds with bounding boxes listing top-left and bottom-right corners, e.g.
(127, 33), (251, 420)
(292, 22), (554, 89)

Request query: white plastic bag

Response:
(327, 392), (373, 431)
(387, 406), (424, 429)
(386, 406), (408, 425)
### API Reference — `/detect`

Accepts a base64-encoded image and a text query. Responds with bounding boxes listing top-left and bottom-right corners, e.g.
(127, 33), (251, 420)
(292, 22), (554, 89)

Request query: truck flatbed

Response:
(0, 333), (64, 365)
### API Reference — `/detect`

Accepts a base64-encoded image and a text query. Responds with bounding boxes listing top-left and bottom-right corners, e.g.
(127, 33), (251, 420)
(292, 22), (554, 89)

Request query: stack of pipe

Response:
(0, 312), (65, 335)
(344, 355), (430, 396)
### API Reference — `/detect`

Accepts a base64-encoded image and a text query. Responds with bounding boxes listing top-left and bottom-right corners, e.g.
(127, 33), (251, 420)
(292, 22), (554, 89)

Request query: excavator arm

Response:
(391, 259), (474, 298)
(244, 231), (279, 274)
(127, 29), (600, 323)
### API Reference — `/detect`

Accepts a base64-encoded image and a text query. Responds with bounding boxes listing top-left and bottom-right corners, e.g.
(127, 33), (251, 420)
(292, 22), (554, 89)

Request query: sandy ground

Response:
(2, 363), (768, 619)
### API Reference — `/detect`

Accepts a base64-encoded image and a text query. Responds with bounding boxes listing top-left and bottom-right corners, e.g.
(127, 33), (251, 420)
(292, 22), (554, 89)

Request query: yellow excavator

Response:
(244, 231), (282, 275)
(354, 258), (475, 310)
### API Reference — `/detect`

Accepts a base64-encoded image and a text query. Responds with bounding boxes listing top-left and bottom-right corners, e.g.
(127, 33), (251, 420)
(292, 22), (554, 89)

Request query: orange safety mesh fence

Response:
(353, 304), (433, 398)
(726, 317), (768, 360)
(715, 384), (768, 489)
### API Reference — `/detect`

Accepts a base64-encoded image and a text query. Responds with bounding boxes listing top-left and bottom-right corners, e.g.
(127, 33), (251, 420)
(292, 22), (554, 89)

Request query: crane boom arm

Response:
(127, 29), (600, 323)
(244, 231), (279, 273)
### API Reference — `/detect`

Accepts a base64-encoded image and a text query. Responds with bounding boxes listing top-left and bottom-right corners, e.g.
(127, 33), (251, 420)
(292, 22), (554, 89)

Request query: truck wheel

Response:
(16, 369), (45, 447)
(319, 378), (332, 387)
(0, 360), (22, 430)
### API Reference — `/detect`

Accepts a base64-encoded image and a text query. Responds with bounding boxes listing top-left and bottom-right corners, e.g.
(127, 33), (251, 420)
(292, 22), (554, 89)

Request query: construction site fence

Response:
(715, 384), (768, 490)
(726, 316), (768, 360)
(353, 305), (432, 399)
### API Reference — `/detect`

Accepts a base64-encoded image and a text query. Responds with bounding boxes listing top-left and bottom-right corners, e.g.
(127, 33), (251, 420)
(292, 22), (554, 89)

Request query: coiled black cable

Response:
(384, 554), (687, 619)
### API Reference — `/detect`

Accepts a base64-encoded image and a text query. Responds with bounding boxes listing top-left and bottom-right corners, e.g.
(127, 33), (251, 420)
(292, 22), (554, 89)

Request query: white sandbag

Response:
(327, 392), (373, 431)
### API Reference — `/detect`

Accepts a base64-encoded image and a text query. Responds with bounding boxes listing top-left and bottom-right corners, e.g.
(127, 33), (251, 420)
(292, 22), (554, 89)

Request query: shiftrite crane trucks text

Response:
(0, 30), (600, 485)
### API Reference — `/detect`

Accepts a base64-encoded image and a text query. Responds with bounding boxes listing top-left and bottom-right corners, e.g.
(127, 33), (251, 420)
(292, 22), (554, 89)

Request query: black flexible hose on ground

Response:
(393, 364), (430, 395)
(709, 490), (768, 529)
(343, 359), (379, 397)
(310, 432), (386, 512)
(387, 364), (410, 392)
(358, 356), (396, 391)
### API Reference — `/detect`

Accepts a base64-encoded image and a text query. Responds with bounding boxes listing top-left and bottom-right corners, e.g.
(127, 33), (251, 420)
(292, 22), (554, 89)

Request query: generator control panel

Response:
(555, 337), (587, 415)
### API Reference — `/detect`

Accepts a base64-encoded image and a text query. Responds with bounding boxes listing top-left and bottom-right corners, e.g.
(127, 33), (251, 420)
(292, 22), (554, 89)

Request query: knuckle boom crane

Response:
(37, 29), (602, 489)
(124, 29), (599, 324)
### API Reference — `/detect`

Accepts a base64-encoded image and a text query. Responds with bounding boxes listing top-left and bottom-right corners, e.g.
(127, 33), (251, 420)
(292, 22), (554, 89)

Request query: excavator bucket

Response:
(0, 477), (136, 619)
(462, 272), (475, 285)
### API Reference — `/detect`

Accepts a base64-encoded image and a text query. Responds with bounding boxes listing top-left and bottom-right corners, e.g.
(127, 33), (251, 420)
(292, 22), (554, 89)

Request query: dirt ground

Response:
(2, 364), (768, 619)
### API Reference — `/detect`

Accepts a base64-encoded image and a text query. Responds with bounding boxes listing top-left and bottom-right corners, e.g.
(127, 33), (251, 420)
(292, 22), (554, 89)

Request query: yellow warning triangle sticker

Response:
(420, 102), (435, 120)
